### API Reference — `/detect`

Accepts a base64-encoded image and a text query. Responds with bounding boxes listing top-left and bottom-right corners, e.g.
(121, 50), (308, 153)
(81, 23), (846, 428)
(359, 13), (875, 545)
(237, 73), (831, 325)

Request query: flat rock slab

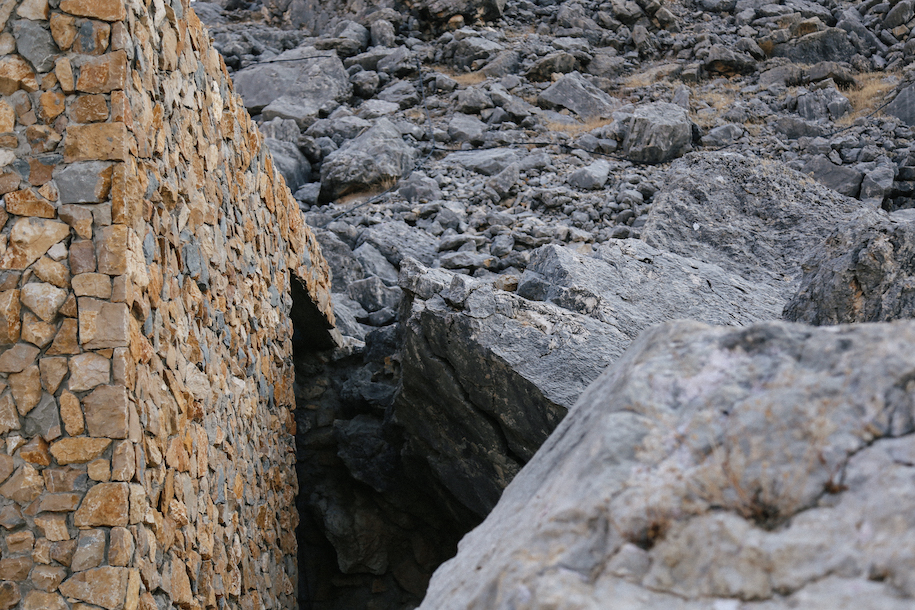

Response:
(642, 152), (866, 295)
(420, 319), (915, 609)
(537, 72), (619, 120)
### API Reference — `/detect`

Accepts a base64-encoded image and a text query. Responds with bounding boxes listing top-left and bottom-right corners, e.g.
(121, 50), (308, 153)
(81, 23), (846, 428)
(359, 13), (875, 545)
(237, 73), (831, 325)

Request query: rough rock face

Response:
(785, 210), (915, 324)
(0, 2), (335, 610)
(420, 320), (915, 609)
(395, 239), (782, 517)
(618, 102), (693, 164)
(643, 153), (868, 294)
(318, 118), (417, 202)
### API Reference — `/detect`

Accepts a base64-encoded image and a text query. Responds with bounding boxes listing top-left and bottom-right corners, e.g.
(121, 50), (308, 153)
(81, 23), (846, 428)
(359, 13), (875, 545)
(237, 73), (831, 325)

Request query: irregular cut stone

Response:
(73, 483), (128, 527)
(58, 391), (84, 435)
(55, 162), (112, 204)
(0, 218), (70, 270)
(20, 282), (67, 322)
(5, 189), (55, 218)
(9, 364), (40, 415)
(0, 465), (43, 504)
(59, 0), (125, 20)
(82, 385), (129, 438)
(21, 591), (67, 610)
(79, 299), (129, 349)
(68, 352), (110, 391)
(0, 394), (19, 435)
(0, 344), (39, 373)
(58, 566), (128, 609)
(63, 123), (128, 162)
(619, 102), (693, 164)
(0, 55), (38, 96)
(537, 71), (619, 120)
(50, 438), (110, 465)
(0, 290), (20, 345)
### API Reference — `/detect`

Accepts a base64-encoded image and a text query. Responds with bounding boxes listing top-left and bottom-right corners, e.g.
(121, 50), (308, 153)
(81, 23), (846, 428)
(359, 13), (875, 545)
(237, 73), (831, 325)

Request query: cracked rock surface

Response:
(420, 320), (915, 609)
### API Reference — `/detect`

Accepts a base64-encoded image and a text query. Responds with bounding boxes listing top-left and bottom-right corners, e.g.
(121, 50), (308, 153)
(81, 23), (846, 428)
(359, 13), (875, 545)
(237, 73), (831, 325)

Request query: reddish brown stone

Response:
(29, 565), (67, 592)
(59, 390), (84, 435)
(25, 125), (61, 153)
(4, 189), (55, 218)
(82, 385), (129, 438)
(27, 158), (55, 186)
(0, 581), (20, 610)
(46, 318), (80, 356)
(0, 101), (12, 133)
(21, 591), (67, 610)
(73, 483), (128, 527)
(71, 94), (109, 123)
(0, 56), (38, 96)
(75, 50), (127, 94)
(50, 437), (110, 465)
(38, 492), (81, 512)
(69, 239), (97, 274)
(60, 0), (126, 21)
(54, 57), (74, 92)
(39, 91), (65, 121)
(19, 436), (50, 466)
(0, 557), (31, 581)
(72, 19), (110, 55)
(63, 122), (128, 162)
(50, 13), (77, 49)
(0, 290), (20, 345)
(0, 464), (44, 504)
(34, 513), (69, 541)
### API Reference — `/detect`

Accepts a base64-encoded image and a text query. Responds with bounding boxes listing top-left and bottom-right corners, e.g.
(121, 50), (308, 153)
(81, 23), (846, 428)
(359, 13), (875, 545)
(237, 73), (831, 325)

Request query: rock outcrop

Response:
(420, 320), (915, 609)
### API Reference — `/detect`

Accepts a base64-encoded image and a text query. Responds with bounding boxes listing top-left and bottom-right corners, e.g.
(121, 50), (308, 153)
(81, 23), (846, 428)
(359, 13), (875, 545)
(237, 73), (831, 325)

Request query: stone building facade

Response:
(0, 0), (334, 607)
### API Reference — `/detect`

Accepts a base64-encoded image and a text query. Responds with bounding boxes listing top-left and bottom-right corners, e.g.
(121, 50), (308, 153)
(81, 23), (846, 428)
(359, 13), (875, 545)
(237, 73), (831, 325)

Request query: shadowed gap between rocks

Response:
(288, 278), (480, 609)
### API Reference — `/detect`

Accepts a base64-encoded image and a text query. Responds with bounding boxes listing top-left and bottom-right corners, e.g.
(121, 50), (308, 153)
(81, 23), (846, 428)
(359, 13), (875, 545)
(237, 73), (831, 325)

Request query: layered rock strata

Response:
(0, 1), (334, 609)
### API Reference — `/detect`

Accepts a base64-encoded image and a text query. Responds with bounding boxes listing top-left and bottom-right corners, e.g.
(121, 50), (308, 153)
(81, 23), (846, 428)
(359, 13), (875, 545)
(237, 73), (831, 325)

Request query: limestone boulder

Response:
(420, 320), (915, 609)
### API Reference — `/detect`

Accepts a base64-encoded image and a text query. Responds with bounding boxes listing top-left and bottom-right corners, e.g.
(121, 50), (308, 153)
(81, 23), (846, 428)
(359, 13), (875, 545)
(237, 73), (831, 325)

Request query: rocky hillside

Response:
(189, 0), (915, 608)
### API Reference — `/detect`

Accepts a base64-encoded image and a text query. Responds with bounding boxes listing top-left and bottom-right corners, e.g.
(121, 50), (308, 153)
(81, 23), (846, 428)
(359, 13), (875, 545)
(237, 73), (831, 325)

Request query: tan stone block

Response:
(63, 122), (128, 162)
(71, 94), (109, 123)
(26, 125), (62, 153)
(68, 351), (110, 391)
(50, 13), (77, 49)
(59, 390), (84, 435)
(17, 0), (49, 20)
(111, 440), (134, 481)
(72, 19), (110, 55)
(0, 556), (31, 580)
(5, 530), (32, 552)
(22, 590), (67, 610)
(5, 189), (56, 218)
(39, 357), (68, 394)
(60, 0), (126, 21)
(0, 454), (13, 485)
(33, 257), (70, 288)
(33, 537), (52, 564)
(49, 539), (76, 567)
(49, 437), (109, 465)
(39, 91), (65, 121)
(38, 492), (81, 512)
(0, 217), (71, 270)
(35, 513), (69, 541)
(70, 528), (104, 571)
(0, 582), (19, 610)
(54, 57), (74, 93)
(128, 483), (147, 525)
(29, 565), (66, 592)
(70, 240), (97, 274)
(9, 364), (40, 414)
(0, 464), (44, 503)
(96, 224), (127, 275)
(87, 457), (109, 481)
(0, 393), (19, 435)
(73, 482), (128, 527)
(82, 384), (129, 438)
(46, 318), (79, 356)
(80, 299), (129, 349)
(72, 273), (112, 298)
(0, 100), (13, 133)
(19, 435), (49, 466)
(0, 290), (20, 345)
(0, 56), (38, 96)
(22, 312), (57, 348)
(0, 344), (39, 373)
(111, 162), (142, 225)
(109, 527), (133, 566)
(20, 282), (67, 322)
(59, 293), (77, 318)
(42, 466), (84, 492)
(171, 559), (193, 606)
(74, 51), (127, 94)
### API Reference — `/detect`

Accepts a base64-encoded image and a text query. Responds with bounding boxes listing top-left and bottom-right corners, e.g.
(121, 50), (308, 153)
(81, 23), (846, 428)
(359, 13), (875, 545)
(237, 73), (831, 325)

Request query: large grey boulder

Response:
(784, 210), (915, 325)
(886, 83), (915, 127)
(537, 72), (619, 121)
(801, 155), (863, 198)
(394, 240), (782, 518)
(642, 152), (865, 294)
(264, 138), (311, 192)
(420, 319), (915, 609)
(406, 0), (507, 23)
(617, 102), (693, 164)
(771, 28), (857, 64)
(233, 46), (351, 128)
(319, 118), (416, 203)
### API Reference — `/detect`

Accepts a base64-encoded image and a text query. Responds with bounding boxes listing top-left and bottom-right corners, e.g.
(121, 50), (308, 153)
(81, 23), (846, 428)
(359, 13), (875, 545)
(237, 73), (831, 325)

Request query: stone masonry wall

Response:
(0, 0), (334, 608)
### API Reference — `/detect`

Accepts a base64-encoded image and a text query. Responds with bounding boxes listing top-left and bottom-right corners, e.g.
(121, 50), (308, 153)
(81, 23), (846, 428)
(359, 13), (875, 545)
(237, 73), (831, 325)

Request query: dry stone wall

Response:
(0, 0), (334, 608)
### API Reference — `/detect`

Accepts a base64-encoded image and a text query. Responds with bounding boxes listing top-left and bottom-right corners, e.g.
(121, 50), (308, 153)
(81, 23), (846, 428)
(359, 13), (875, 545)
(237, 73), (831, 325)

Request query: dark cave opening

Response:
(289, 279), (479, 609)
